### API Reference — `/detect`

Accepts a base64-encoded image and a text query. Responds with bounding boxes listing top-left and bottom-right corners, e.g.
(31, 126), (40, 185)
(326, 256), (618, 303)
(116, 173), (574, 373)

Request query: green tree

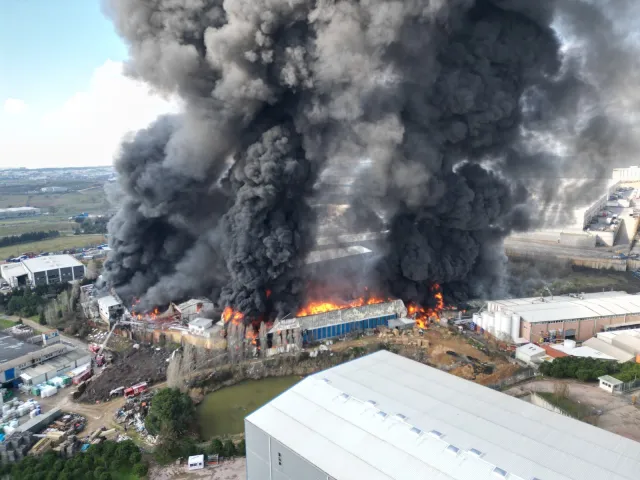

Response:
(145, 388), (195, 436)
(39, 310), (46, 325)
(236, 439), (246, 456)
(209, 438), (224, 455)
(132, 463), (149, 477)
(222, 439), (236, 457)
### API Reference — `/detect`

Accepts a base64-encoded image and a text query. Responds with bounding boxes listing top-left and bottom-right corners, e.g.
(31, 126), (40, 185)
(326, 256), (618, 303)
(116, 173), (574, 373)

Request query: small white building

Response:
(515, 343), (546, 365)
(176, 298), (214, 323)
(97, 295), (124, 324)
(0, 263), (29, 288)
(187, 454), (204, 471)
(598, 375), (624, 394)
(188, 318), (214, 336)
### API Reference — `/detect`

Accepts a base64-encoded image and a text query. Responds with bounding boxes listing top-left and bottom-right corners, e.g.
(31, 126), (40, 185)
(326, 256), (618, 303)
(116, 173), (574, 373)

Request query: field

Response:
(0, 234), (105, 259)
(0, 317), (17, 329)
(0, 217), (78, 237)
(0, 186), (109, 216)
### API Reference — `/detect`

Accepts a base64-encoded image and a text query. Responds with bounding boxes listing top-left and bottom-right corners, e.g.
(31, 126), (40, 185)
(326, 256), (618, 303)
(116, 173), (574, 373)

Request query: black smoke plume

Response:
(102, 0), (639, 319)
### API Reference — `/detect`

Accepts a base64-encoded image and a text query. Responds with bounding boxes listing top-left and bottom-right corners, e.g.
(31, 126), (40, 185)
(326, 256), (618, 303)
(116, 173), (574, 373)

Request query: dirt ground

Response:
(330, 325), (518, 385)
(78, 346), (172, 403)
(506, 379), (640, 442)
(149, 458), (246, 480)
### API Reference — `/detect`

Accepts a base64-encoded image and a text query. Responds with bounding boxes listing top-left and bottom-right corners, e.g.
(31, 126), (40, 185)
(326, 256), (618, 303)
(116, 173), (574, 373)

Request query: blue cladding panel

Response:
(331, 325), (336, 337)
(5, 368), (15, 381)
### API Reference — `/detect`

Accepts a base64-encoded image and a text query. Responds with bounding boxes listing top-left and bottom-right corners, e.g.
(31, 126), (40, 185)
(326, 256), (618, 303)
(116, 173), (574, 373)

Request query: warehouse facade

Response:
(268, 300), (407, 343)
(479, 291), (640, 342)
(21, 255), (85, 285)
(245, 351), (640, 480)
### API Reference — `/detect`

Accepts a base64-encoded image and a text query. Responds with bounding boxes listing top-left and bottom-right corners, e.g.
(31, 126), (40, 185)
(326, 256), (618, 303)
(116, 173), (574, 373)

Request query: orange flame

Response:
(245, 328), (258, 345)
(222, 306), (244, 325)
(266, 289), (272, 299)
(407, 284), (446, 329)
(296, 295), (386, 317)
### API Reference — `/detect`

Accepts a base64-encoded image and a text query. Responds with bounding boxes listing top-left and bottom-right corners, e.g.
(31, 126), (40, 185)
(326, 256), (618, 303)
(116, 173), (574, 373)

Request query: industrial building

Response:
(476, 291), (640, 342)
(19, 350), (91, 386)
(0, 345), (68, 385)
(97, 295), (124, 324)
(0, 207), (41, 220)
(581, 328), (640, 363)
(175, 298), (213, 323)
(1, 255), (85, 287)
(21, 255), (85, 285)
(245, 350), (640, 480)
(267, 300), (408, 343)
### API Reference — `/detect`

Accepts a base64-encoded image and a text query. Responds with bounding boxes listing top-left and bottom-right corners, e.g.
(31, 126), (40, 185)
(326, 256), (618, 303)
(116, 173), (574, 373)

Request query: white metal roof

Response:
(515, 343), (545, 357)
(305, 245), (372, 264)
(0, 263), (28, 277)
(490, 292), (640, 323)
(246, 351), (640, 480)
(550, 344), (617, 360)
(22, 255), (83, 272)
(97, 295), (121, 309)
(583, 338), (636, 363)
(188, 317), (213, 328)
(599, 375), (624, 386)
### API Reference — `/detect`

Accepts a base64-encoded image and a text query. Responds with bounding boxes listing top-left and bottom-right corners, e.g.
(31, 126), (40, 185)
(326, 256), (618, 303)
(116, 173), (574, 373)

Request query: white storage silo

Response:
(511, 314), (521, 342)
(472, 313), (481, 329)
(484, 312), (495, 335)
(494, 311), (504, 337)
(500, 312), (511, 340)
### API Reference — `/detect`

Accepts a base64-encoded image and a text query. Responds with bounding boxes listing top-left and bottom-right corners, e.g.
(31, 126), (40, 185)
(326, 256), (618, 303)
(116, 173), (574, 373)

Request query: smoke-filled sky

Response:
(101, 0), (640, 320)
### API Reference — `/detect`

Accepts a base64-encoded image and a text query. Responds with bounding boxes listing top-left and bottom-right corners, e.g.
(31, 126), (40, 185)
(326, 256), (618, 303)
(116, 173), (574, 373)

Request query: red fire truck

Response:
(124, 382), (148, 398)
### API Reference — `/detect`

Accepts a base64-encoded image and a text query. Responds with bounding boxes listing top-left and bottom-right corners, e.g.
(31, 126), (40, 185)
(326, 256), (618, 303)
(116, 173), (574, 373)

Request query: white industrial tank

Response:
(500, 312), (511, 339)
(484, 312), (495, 335)
(511, 314), (521, 342)
(494, 311), (504, 337)
(472, 313), (481, 330)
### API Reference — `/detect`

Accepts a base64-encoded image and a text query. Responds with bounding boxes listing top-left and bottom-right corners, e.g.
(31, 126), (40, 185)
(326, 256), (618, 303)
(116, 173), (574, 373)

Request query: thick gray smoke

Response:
(102, 0), (638, 318)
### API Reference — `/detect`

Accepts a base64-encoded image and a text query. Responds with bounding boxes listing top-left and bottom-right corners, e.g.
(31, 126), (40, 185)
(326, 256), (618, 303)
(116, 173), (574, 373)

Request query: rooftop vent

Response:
(428, 430), (443, 439)
(446, 445), (460, 455)
(468, 448), (483, 458)
(376, 411), (388, 419)
(410, 427), (422, 435)
(365, 400), (377, 407)
(338, 393), (350, 400)
(493, 467), (508, 478)
(321, 378), (330, 383)
(394, 413), (408, 420)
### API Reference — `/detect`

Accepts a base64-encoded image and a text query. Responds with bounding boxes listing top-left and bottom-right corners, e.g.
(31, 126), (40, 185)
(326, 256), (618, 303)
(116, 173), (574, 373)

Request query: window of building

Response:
(278, 452), (282, 466)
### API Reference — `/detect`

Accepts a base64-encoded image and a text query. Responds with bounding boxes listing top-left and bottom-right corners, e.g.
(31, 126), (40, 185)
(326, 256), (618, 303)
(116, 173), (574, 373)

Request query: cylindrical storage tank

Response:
(511, 314), (521, 341)
(500, 312), (511, 339)
(493, 311), (503, 337)
(481, 312), (492, 334)
(564, 339), (576, 350)
(473, 313), (480, 327)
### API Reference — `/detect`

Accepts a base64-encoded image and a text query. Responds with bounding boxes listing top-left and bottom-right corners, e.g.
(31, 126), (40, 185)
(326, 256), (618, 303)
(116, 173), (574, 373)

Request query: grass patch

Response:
(0, 317), (17, 329)
(0, 188), (109, 215)
(537, 391), (593, 420)
(0, 234), (105, 259)
(0, 217), (77, 237)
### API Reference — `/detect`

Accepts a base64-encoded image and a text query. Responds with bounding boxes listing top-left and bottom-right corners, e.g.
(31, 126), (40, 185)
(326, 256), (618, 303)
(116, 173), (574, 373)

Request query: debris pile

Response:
(78, 346), (170, 403)
(114, 391), (157, 444)
(0, 431), (34, 464)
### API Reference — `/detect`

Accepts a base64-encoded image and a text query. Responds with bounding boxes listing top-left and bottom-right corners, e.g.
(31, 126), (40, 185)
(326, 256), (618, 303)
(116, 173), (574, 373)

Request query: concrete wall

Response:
(559, 232), (597, 248)
(529, 393), (573, 418)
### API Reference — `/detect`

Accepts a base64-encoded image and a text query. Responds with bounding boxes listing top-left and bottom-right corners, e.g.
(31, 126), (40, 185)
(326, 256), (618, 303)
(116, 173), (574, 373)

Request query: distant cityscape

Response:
(0, 166), (115, 183)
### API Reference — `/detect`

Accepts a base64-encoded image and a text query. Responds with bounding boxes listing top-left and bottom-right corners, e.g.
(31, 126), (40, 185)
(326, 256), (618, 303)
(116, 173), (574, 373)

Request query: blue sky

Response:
(0, 1), (177, 168)
(0, 0), (127, 112)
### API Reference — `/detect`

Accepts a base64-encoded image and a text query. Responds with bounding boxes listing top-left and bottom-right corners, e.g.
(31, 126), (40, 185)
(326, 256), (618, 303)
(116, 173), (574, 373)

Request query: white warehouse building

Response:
(245, 351), (640, 480)
(21, 255), (85, 286)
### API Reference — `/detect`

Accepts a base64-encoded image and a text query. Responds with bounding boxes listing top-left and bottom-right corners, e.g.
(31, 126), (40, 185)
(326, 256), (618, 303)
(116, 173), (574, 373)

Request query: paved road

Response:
(0, 314), (89, 352)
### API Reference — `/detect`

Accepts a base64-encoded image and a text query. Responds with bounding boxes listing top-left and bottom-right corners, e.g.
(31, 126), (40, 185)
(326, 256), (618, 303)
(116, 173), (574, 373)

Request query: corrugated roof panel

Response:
(247, 351), (640, 480)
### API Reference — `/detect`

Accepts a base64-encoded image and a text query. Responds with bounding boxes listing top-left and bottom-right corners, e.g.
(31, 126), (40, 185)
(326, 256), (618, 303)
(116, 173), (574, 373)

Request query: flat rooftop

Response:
(19, 350), (90, 380)
(0, 344), (67, 372)
(22, 254), (83, 272)
(97, 295), (121, 309)
(489, 292), (640, 323)
(246, 350), (640, 480)
(0, 332), (40, 364)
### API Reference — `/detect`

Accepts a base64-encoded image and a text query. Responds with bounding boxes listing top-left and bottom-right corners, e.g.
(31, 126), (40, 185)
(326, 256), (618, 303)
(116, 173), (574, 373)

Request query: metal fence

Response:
(619, 378), (640, 393)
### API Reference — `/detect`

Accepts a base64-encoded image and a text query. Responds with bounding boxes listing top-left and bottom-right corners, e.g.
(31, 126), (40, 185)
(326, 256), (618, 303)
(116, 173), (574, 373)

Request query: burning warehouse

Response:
(269, 299), (409, 344)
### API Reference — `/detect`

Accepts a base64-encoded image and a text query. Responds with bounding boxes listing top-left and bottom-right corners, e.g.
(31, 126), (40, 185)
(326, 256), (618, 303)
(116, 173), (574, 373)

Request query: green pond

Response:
(197, 376), (301, 438)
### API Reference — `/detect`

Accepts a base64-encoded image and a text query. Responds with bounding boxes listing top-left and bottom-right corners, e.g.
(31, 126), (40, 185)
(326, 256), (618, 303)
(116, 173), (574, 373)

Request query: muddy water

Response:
(196, 375), (301, 438)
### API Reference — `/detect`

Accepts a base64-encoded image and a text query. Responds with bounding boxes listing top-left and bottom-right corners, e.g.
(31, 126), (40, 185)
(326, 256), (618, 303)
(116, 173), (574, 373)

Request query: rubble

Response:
(113, 392), (158, 445)
(77, 346), (171, 403)
(0, 431), (34, 464)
